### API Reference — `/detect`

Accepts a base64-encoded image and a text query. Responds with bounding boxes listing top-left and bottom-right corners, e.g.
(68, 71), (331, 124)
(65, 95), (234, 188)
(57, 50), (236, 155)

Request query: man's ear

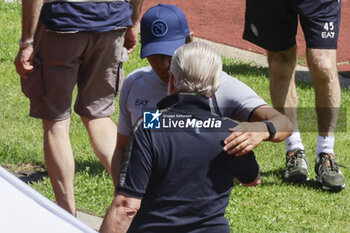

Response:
(185, 32), (195, 43)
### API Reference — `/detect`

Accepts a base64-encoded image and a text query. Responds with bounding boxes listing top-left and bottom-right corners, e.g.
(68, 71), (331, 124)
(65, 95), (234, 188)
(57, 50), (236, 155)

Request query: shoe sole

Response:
(316, 176), (346, 190)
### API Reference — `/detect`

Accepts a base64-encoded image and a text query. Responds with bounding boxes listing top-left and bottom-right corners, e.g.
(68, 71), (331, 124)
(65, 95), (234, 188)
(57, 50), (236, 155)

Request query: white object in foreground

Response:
(0, 166), (96, 233)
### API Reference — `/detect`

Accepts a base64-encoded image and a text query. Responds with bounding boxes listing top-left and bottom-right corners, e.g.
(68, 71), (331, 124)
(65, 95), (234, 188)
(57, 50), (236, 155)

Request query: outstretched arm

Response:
(224, 105), (293, 156)
(14, 0), (43, 79)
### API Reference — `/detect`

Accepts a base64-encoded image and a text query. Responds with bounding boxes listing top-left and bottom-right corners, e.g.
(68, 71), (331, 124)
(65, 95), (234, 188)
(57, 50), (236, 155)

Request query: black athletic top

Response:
(117, 93), (260, 233)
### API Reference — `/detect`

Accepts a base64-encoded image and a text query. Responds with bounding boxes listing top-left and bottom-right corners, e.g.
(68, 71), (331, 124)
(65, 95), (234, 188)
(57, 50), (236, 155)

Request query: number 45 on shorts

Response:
(322, 22), (335, 38)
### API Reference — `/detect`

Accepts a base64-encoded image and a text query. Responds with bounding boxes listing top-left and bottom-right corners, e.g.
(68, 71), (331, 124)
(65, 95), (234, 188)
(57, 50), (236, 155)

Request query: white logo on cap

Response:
(250, 24), (259, 37)
(152, 20), (168, 37)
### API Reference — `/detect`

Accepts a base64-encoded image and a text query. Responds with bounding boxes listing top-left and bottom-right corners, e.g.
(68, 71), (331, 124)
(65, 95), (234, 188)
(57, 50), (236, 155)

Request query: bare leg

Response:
(307, 48), (345, 190)
(306, 48), (340, 136)
(81, 116), (117, 176)
(267, 45), (298, 129)
(268, 45), (309, 182)
(43, 118), (75, 214)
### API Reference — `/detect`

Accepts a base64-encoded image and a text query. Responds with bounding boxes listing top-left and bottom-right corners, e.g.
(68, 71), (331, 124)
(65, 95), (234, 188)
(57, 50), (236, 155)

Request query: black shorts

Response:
(243, 0), (341, 51)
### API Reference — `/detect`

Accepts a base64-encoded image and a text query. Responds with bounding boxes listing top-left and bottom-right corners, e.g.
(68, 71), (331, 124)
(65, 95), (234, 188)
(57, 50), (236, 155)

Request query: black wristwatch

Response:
(263, 120), (276, 141)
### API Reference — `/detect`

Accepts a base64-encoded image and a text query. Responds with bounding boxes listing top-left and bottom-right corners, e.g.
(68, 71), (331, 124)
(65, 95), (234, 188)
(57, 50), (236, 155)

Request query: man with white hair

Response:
(111, 4), (293, 186)
(100, 41), (261, 233)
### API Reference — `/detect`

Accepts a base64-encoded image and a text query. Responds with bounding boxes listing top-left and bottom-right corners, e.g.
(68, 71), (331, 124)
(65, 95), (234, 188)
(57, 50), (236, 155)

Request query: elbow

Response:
(236, 173), (261, 187)
(285, 116), (294, 135)
(272, 115), (294, 142)
(117, 200), (139, 219)
(282, 116), (294, 139)
(122, 206), (139, 220)
(100, 195), (140, 233)
(243, 173), (261, 187)
(114, 194), (141, 219)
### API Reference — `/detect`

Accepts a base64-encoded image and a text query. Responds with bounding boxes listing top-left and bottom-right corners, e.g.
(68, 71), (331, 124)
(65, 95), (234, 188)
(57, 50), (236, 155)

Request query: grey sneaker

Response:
(315, 153), (345, 190)
(284, 148), (309, 182)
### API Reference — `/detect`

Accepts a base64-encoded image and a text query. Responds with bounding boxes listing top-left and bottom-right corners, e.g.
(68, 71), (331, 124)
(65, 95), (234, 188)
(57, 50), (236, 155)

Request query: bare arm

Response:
(224, 105), (293, 156)
(22, 0), (43, 41)
(14, 0), (43, 79)
(111, 133), (130, 188)
(124, 0), (144, 53)
(100, 194), (141, 233)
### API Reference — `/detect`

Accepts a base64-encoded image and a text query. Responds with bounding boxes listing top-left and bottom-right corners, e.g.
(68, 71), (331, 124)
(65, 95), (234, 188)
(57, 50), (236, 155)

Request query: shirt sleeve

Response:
(117, 76), (133, 136)
(213, 72), (267, 122)
(117, 120), (154, 198)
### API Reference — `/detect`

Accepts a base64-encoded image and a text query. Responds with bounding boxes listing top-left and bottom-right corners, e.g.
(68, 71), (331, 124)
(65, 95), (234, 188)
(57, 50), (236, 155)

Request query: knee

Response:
(309, 58), (335, 79)
(43, 118), (70, 133)
(267, 48), (297, 68)
(307, 50), (337, 80)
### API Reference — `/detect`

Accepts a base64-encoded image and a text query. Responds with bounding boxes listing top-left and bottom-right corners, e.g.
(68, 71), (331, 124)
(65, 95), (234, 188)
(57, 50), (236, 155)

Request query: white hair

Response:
(170, 41), (222, 97)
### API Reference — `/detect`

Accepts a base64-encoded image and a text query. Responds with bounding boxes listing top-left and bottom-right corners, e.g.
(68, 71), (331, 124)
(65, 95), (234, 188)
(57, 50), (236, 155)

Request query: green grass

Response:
(1, 2), (350, 232)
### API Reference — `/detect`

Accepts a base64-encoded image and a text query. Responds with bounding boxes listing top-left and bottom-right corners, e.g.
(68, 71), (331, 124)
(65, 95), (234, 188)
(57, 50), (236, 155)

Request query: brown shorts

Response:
(21, 23), (128, 120)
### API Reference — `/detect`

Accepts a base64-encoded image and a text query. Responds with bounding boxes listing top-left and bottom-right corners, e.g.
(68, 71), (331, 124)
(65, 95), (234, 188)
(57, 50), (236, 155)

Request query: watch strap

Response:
(19, 39), (34, 49)
(263, 120), (276, 141)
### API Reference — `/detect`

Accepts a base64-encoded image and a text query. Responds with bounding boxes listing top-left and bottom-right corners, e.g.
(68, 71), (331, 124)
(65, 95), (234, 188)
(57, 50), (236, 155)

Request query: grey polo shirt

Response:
(118, 66), (267, 136)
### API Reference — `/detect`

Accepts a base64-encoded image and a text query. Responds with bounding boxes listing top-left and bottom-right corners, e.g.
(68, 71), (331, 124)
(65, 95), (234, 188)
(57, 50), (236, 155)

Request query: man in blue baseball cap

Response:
(101, 40), (262, 233)
(139, 3), (190, 58)
(110, 3), (293, 187)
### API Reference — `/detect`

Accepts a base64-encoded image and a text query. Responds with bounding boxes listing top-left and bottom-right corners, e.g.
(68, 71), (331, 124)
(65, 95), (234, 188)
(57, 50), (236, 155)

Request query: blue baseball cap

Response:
(140, 4), (190, 59)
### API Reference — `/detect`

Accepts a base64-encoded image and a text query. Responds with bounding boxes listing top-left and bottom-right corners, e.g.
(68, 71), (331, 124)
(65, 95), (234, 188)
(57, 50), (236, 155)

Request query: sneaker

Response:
(315, 153), (345, 190)
(284, 148), (309, 182)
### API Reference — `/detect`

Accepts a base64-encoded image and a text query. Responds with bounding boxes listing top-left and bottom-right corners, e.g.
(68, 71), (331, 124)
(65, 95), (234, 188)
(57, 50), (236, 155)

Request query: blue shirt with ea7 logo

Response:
(117, 93), (260, 233)
(39, 1), (133, 33)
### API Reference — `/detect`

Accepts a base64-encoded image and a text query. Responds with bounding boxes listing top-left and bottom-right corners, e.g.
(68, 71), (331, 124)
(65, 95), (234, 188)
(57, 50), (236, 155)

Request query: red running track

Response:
(141, 0), (350, 73)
